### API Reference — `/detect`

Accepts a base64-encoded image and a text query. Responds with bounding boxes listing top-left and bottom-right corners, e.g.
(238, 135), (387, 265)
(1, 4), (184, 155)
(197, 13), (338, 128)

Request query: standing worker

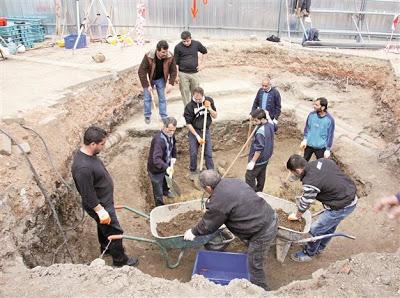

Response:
(250, 78), (281, 126)
(138, 40), (177, 124)
(300, 97), (335, 161)
(245, 109), (277, 192)
(147, 117), (178, 207)
(183, 170), (278, 291)
(286, 154), (357, 262)
(183, 87), (217, 180)
(174, 31), (208, 106)
(71, 126), (139, 267)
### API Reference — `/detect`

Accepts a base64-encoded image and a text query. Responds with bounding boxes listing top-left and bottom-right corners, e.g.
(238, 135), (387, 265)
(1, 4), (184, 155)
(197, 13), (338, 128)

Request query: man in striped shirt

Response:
(286, 154), (357, 262)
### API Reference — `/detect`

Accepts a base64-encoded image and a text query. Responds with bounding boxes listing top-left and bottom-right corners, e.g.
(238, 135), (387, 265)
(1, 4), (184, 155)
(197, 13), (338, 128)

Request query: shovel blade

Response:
(166, 176), (182, 197)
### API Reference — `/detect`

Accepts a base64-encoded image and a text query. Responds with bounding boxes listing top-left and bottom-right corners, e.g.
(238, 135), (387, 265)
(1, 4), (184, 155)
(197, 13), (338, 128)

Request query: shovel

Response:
(165, 159), (182, 197)
(193, 108), (208, 190)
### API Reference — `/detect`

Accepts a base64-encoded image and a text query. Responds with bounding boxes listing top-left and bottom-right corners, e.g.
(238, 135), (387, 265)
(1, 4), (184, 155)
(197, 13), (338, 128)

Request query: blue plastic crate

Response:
(192, 250), (250, 285)
(64, 34), (87, 49)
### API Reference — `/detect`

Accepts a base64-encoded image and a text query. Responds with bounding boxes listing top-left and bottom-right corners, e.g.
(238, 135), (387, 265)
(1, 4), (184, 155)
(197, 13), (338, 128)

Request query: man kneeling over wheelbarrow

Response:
(286, 154), (357, 262)
(183, 170), (278, 291)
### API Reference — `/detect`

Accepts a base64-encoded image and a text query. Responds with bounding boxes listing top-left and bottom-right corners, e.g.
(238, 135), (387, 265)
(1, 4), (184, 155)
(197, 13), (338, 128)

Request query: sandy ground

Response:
(1, 39), (400, 296)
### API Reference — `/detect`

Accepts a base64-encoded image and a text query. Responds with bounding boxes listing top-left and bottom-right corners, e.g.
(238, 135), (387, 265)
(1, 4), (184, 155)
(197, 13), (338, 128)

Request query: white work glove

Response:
(184, 229), (195, 241)
(288, 212), (300, 221)
(272, 119), (278, 125)
(96, 208), (111, 225)
(171, 158), (177, 166)
(166, 166), (173, 176)
(247, 161), (255, 171)
(324, 150), (331, 159)
(300, 139), (307, 149)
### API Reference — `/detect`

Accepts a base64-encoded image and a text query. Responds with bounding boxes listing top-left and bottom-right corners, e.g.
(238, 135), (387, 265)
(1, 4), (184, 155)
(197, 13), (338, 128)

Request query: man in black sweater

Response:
(174, 31), (207, 106)
(286, 154), (357, 262)
(183, 170), (277, 291)
(147, 117), (178, 206)
(183, 87), (217, 180)
(71, 126), (138, 267)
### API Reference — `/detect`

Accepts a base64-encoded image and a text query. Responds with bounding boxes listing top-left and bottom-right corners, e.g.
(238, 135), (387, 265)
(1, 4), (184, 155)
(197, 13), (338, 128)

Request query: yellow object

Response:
(106, 35), (134, 46)
(56, 39), (65, 47)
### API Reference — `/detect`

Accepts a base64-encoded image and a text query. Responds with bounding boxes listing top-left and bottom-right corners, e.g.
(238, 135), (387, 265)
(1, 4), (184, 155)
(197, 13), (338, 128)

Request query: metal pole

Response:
(183, 0), (189, 30)
(76, 0), (80, 33)
(277, 0), (283, 37)
(285, 0), (291, 42)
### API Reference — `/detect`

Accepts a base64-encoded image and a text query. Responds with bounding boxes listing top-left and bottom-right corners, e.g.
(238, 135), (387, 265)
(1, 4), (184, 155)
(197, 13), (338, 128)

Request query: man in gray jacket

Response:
(183, 170), (277, 291)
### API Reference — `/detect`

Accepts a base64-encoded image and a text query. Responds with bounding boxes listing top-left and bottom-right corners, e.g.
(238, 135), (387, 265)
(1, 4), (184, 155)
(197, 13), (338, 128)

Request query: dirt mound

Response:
(276, 209), (306, 232)
(157, 210), (204, 237)
(1, 252), (399, 297)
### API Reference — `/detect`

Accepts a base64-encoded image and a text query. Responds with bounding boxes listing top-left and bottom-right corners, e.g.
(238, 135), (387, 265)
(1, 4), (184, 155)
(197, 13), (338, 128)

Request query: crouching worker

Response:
(286, 154), (357, 262)
(147, 117), (178, 206)
(183, 170), (278, 291)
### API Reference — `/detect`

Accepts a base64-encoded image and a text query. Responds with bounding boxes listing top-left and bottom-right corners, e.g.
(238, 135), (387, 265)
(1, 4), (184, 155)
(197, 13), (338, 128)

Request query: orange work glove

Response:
(96, 208), (111, 225)
(196, 135), (206, 145)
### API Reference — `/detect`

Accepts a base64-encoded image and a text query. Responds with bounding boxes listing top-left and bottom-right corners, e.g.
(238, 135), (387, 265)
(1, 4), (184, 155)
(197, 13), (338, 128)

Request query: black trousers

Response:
(245, 162), (268, 192)
(303, 146), (325, 161)
(85, 205), (129, 266)
(148, 171), (169, 206)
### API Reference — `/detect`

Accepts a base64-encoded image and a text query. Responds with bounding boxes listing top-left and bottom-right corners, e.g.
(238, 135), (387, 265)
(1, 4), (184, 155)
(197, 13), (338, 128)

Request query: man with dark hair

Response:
(72, 126), (139, 267)
(138, 40), (177, 124)
(300, 97), (335, 161)
(250, 78), (281, 125)
(183, 87), (217, 180)
(183, 170), (277, 291)
(245, 109), (276, 192)
(147, 117), (178, 206)
(174, 31), (208, 106)
(286, 154), (357, 262)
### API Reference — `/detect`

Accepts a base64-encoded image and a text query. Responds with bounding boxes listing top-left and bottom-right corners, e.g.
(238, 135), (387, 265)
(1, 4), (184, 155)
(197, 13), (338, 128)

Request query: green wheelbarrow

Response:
(108, 199), (234, 269)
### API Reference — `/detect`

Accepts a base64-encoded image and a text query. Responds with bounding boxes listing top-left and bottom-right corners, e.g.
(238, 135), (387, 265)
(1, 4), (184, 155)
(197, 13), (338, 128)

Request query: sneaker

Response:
(290, 251), (313, 262)
(145, 117), (151, 124)
(114, 256), (139, 267)
(164, 190), (176, 198)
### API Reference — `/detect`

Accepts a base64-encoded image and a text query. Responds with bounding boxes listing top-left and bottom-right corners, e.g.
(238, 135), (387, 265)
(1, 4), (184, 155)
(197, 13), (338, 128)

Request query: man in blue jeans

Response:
(183, 87), (217, 180)
(286, 154), (357, 262)
(138, 40), (177, 124)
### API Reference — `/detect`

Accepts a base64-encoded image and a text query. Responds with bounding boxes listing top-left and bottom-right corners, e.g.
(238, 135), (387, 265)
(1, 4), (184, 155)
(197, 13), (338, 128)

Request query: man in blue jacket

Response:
(245, 109), (276, 192)
(300, 97), (335, 161)
(250, 78), (281, 125)
(147, 117), (177, 206)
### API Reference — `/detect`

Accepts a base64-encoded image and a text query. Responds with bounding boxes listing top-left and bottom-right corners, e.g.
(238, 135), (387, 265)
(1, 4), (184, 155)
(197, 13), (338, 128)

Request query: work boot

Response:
(164, 190), (176, 198)
(291, 251), (313, 262)
(114, 256), (139, 267)
(145, 117), (151, 124)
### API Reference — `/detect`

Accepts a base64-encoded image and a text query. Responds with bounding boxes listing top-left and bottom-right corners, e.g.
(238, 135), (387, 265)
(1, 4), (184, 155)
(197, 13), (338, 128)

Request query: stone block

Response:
(12, 142), (31, 155)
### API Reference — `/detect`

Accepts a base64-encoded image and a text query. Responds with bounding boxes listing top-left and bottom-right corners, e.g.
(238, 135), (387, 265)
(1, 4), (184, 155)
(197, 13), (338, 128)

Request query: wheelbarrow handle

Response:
(296, 232), (356, 244)
(115, 205), (150, 219)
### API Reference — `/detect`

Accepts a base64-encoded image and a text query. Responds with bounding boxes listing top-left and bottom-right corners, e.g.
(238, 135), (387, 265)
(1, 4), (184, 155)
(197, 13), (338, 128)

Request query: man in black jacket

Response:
(183, 170), (277, 291)
(250, 78), (281, 125)
(147, 117), (177, 206)
(183, 87), (217, 180)
(72, 126), (138, 267)
(286, 154), (357, 262)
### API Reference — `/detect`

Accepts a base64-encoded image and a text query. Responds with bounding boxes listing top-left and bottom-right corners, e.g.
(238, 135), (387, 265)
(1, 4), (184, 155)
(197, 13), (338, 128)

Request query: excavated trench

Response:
(8, 43), (399, 291)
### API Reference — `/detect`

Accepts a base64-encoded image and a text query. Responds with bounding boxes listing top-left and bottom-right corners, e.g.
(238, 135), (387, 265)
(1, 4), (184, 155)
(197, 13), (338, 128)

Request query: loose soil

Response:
(276, 209), (306, 232)
(1, 40), (400, 296)
(157, 210), (204, 237)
